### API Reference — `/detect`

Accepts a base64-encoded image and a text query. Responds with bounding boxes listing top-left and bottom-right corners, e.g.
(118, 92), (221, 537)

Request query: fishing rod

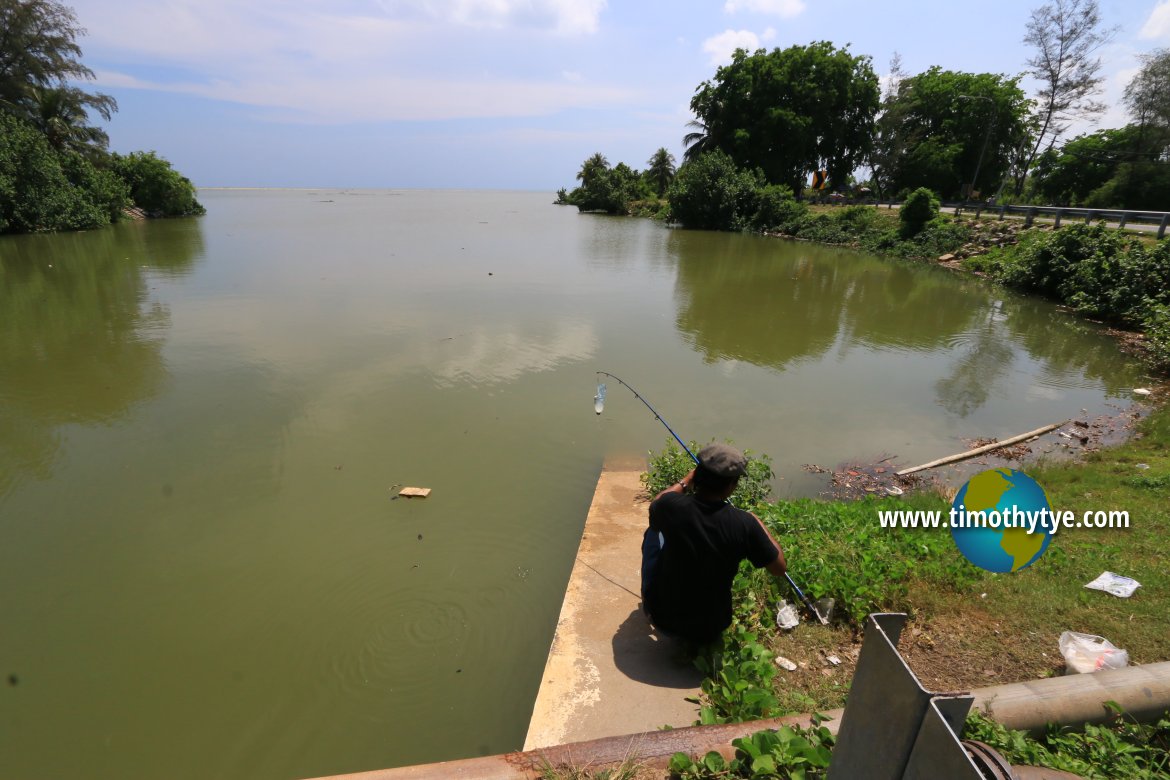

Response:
(594, 370), (829, 625)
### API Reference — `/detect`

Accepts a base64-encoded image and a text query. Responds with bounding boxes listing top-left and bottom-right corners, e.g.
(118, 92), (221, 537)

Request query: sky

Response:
(64, 0), (1170, 190)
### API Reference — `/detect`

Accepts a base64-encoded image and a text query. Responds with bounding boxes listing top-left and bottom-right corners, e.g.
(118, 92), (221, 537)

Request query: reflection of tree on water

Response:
(933, 305), (1016, 418)
(667, 231), (981, 370)
(0, 220), (204, 494)
(667, 230), (1139, 419)
(998, 295), (1142, 392)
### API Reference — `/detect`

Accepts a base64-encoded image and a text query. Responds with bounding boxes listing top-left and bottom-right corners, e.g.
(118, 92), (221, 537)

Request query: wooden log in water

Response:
(895, 421), (1066, 477)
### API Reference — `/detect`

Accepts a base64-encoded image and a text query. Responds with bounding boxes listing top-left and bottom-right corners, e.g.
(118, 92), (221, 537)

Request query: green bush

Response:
(899, 187), (940, 237)
(998, 225), (1170, 323)
(642, 439), (774, 510)
(0, 112), (110, 233)
(667, 151), (766, 231)
(1145, 305), (1170, 370)
(60, 151), (130, 223)
(111, 151), (205, 217)
(751, 184), (807, 232)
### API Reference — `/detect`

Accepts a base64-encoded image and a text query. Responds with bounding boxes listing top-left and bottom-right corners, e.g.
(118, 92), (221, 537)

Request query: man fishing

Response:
(640, 443), (788, 646)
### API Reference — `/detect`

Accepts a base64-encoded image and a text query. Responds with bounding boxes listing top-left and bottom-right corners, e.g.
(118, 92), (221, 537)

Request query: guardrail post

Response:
(1118, 213), (1128, 229)
(1053, 210), (1062, 228)
(1025, 208), (1036, 228)
(1160, 214), (1169, 240)
(998, 205), (1006, 221)
(1086, 210), (1096, 224)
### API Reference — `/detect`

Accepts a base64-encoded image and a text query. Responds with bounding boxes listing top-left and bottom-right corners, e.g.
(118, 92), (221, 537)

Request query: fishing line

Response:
(593, 370), (828, 624)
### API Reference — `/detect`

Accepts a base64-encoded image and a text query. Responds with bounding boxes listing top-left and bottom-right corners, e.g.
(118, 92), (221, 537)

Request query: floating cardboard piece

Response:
(398, 487), (431, 498)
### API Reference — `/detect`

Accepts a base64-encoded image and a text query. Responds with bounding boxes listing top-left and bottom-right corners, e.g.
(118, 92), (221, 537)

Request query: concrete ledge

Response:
(522, 464), (703, 750)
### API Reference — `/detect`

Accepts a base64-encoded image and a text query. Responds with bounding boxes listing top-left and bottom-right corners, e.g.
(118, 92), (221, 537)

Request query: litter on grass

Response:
(1058, 631), (1129, 674)
(775, 655), (798, 672)
(776, 600), (800, 630)
(1084, 571), (1141, 598)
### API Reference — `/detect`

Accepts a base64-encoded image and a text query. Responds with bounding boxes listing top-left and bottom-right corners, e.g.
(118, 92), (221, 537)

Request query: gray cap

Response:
(697, 443), (747, 478)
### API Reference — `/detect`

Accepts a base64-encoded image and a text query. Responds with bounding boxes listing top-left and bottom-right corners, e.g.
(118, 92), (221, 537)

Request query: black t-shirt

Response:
(644, 492), (779, 642)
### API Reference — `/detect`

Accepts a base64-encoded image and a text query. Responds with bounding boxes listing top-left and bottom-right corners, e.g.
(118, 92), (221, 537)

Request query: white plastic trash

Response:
(776, 600), (800, 630)
(1058, 631), (1129, 674)
(775, 655), (798, 671)
(1084, 571), (1141, 598)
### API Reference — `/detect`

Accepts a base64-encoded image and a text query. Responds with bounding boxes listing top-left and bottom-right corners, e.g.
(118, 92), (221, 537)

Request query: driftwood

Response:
(895, 422), (1066, 477)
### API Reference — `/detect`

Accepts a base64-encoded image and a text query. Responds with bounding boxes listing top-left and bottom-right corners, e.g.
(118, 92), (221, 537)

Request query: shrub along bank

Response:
(0, 112), (203, 234)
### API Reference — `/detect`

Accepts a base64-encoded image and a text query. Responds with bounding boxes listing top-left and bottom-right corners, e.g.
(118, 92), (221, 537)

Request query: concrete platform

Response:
(523, 463), (703, 750)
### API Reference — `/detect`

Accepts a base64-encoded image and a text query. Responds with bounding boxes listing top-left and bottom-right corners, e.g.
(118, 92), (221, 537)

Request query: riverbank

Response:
(641, 393), (1169, 722)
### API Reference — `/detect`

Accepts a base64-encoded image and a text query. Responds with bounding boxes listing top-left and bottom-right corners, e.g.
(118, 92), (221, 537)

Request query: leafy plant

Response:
(110, 151), (205, 217)
(693, 627), (779, 725)
(669, 718), (834, 779)
(642, 439), (774, 510)
(965, 704), (1170, 780)
(667, 150), (766, 231)
(899, 187), (940, 237)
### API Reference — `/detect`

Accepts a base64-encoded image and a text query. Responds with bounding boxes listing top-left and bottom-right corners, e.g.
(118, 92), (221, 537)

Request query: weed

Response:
(669, 716), (835, 779)
(642, 439), (774, 510)
(538, 756), (650, 780)
(964, 704), (1170, 780)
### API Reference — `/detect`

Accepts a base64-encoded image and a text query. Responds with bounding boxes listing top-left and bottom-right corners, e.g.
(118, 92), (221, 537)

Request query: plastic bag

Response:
(776, 600), (800, 630)
(1084, 571), (1141, 598)
(1058, 631), (1129, 674)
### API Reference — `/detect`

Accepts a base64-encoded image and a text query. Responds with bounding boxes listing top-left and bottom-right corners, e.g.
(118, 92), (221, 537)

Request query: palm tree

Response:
(645, 147), (676, 196)
(682, 120), (713, 163)
(15, 85), (115, 155)
(576, 152), (609, 189)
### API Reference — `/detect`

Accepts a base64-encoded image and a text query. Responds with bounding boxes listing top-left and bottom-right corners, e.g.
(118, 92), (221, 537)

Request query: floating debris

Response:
(398, 487), (431, 498)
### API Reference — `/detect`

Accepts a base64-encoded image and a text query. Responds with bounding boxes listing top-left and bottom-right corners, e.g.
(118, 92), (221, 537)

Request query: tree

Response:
(1016, 0), (1116, 194)
(0, 0), (115, 116)
(1123, 48), (1170, 154)
(576, 152), (609, 190)
(667, 150), (765, 231)
(682, 119), (713, 163)
(688, 42), (880, 193)
(110, 151), (205, 217)
(566, 155), (643, 215)
(873, 68), (1031, 199)
(645, 147), (676, 197)
(0, 111), (111, 232)
(1029, 127), (1139, 205)
(16, 84), (114, 154)
(864, 53), (910, 199)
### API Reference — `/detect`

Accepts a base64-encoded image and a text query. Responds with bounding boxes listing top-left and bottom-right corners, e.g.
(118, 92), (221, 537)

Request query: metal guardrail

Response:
(867, 200), (1169, 239)
(944, 202), (1170, 239)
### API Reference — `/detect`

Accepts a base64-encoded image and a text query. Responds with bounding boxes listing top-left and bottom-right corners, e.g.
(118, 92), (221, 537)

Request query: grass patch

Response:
(644, 403), (1170, 727)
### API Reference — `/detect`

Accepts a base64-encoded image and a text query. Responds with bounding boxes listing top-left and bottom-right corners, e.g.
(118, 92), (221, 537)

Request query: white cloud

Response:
(95, 69), (634, 123)
(723, 0), (805, 18)
(762, 27), (777, 41)
(70, 0), (628, 122)
(702, 29), (762, 65)
(561, 70), (584, 83)
(1141, 0), (1170, 40)
(377, 0), (606, 34)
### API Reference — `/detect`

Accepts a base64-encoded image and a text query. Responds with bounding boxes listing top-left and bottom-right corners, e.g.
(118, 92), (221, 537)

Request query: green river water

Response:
(0, 189), (1146, 779)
